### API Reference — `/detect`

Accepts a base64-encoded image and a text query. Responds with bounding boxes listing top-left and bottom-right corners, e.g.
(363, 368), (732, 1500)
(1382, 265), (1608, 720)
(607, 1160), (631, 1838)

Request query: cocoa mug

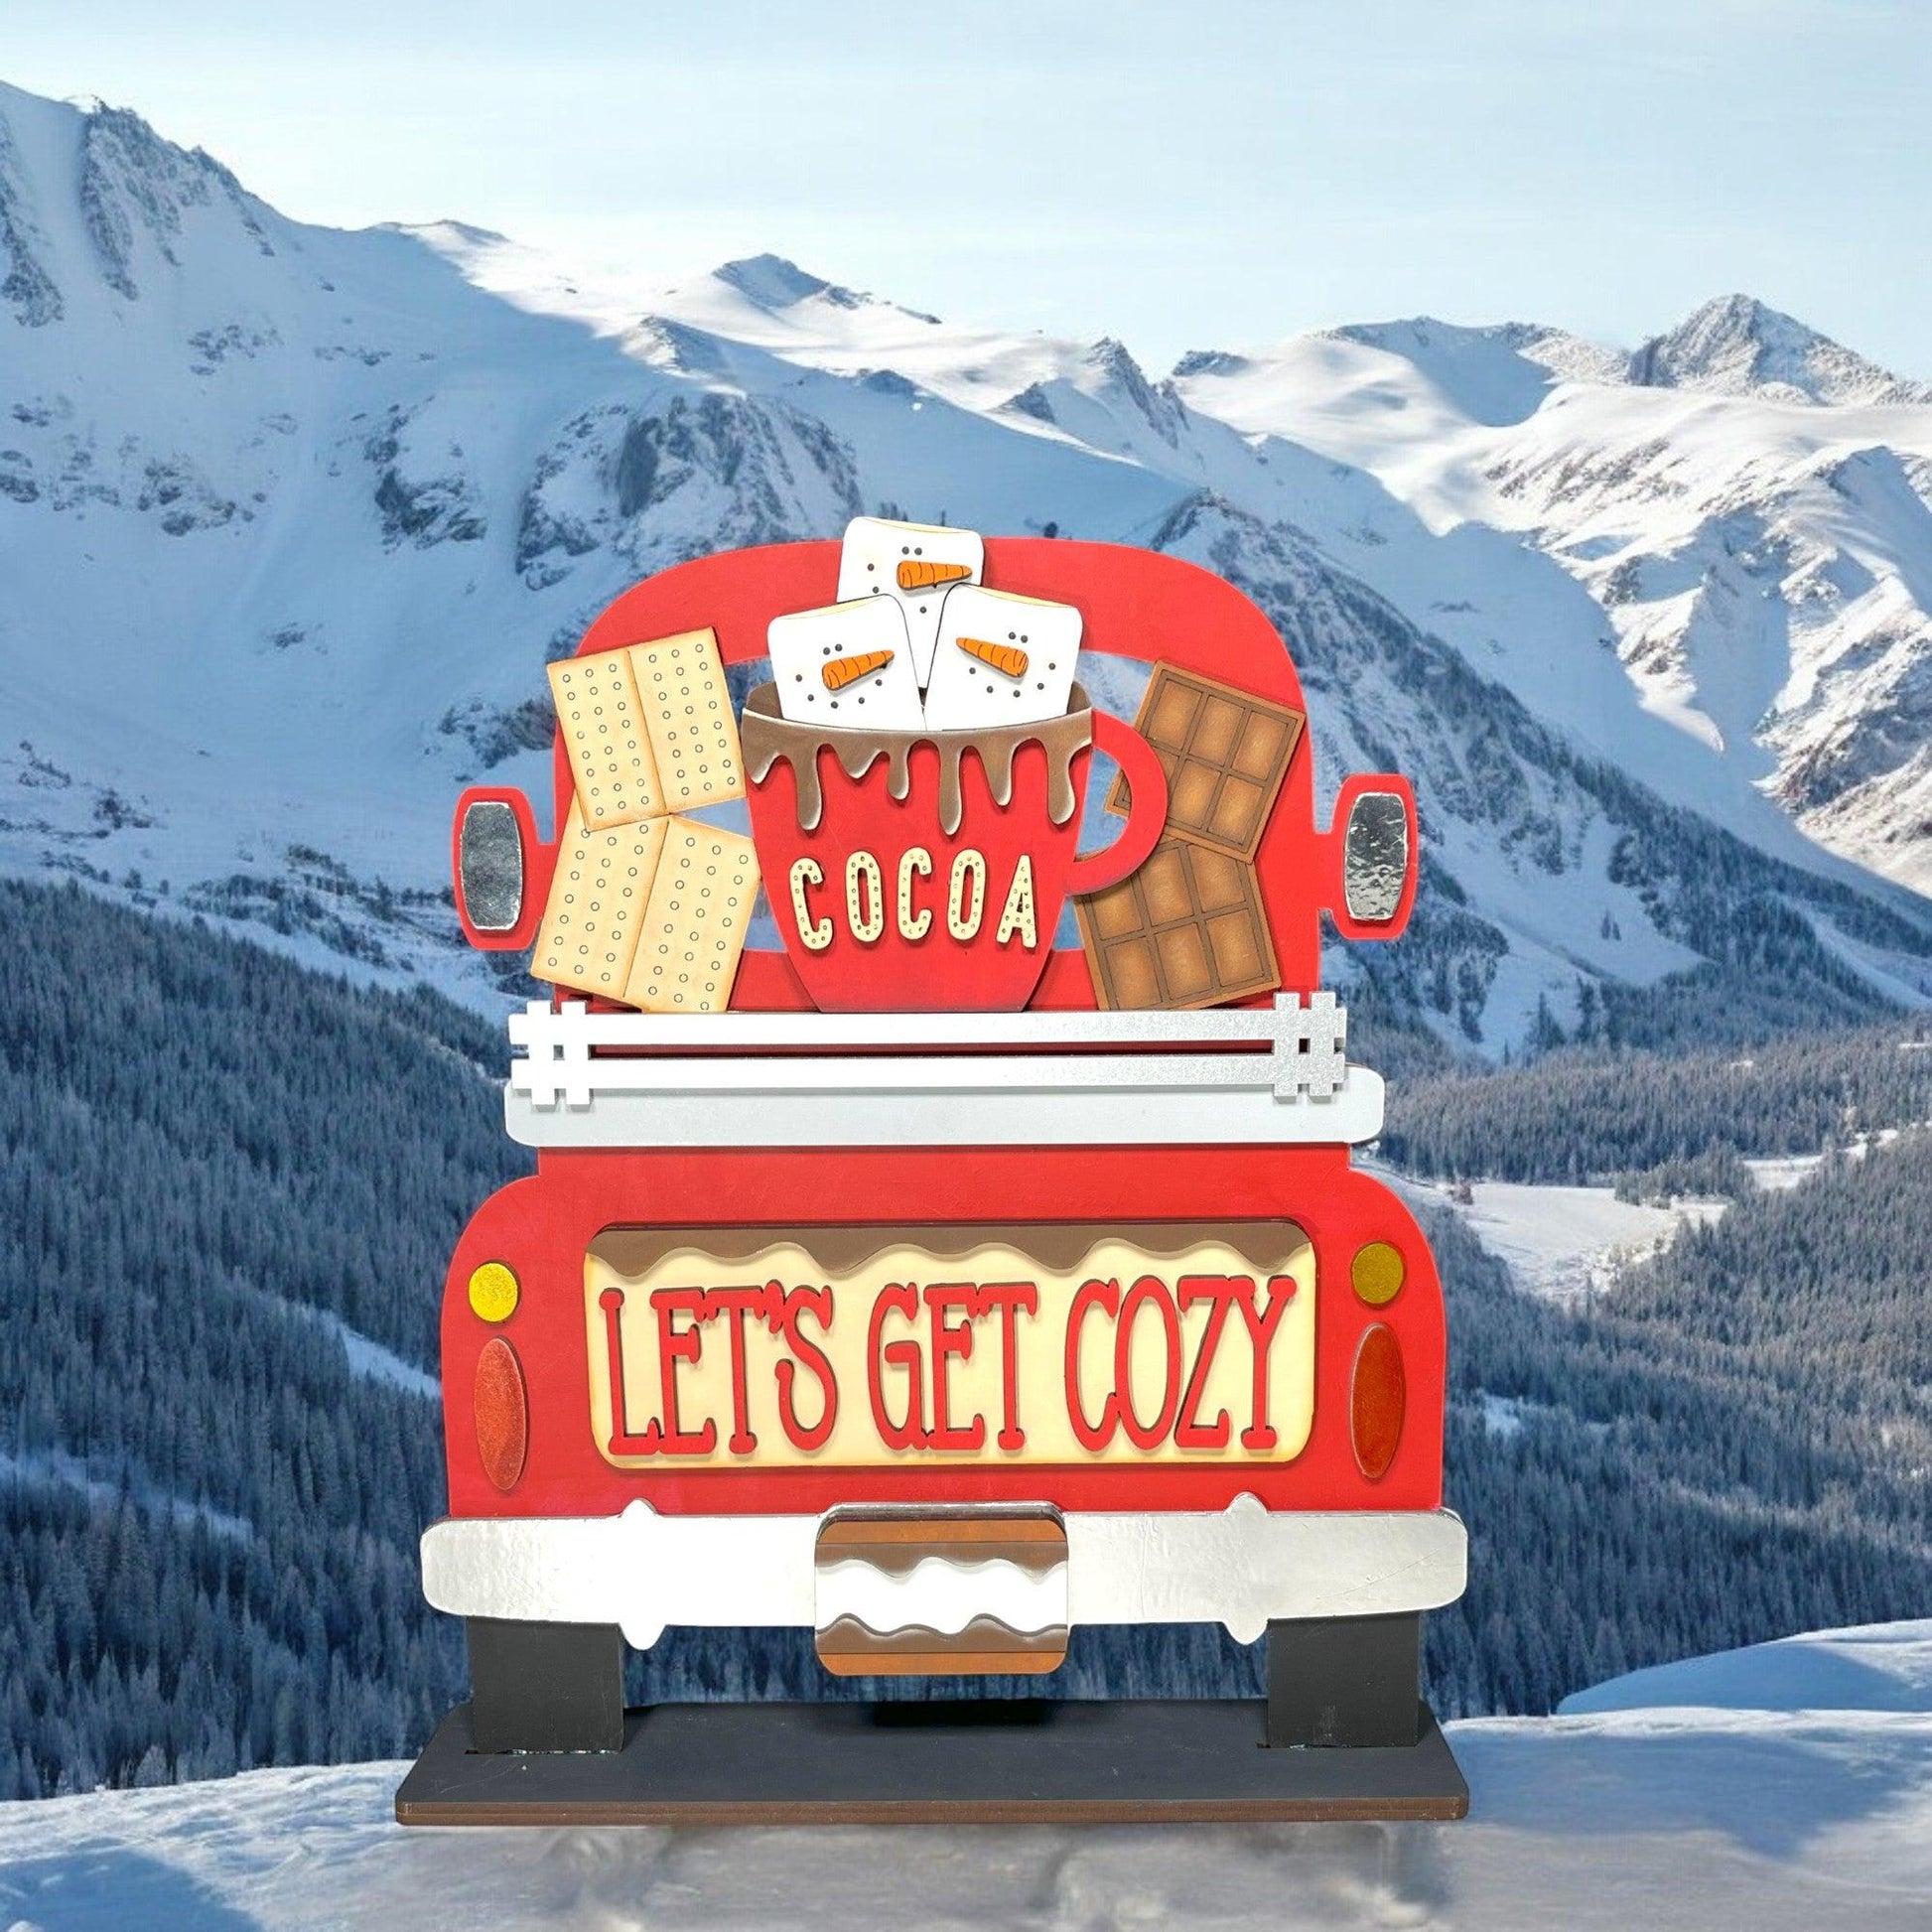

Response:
(741, 683), (1168, 1012)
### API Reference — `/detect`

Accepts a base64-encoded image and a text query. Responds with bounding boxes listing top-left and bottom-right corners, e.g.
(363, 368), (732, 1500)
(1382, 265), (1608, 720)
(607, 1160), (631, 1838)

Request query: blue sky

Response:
(7, 0), (1927, 371)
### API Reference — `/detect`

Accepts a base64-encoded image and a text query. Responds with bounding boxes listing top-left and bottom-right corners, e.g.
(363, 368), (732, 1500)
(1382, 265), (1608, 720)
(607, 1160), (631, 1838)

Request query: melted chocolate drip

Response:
(742, 682), (1093, 837)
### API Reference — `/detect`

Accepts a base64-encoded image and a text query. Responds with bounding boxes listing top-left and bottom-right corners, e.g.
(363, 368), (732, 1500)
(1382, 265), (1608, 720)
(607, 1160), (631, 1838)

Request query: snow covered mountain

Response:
(1630, 294), (1931, 407)
(1173, 302), (1932, 897)
(4, 78), (1932, 1049)
(4, 1621), (1929, 1928)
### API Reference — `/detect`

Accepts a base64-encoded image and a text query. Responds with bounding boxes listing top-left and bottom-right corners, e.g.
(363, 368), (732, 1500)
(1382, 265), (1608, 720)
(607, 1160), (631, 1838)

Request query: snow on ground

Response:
(1383, 1168), (1725, 1302)
(1742, 1127), (1903, 1194)
(1476, 1393), (1530, 1439)
(1745, 1153), (1833, 1192)
(4, 1624), (1931, 1930)
(1565, 1621), (1932, 1717)
(0, 1449), (250, 1544)
(311, 1312), (438, 1401)
(1385, 1124), (1921, 1299)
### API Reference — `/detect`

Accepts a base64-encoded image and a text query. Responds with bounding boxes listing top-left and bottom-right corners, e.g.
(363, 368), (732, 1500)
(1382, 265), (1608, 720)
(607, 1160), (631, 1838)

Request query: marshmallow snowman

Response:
(837, 516), (985, 692)
(767, 595), (927, 732)
(921, 584), (1082, 732)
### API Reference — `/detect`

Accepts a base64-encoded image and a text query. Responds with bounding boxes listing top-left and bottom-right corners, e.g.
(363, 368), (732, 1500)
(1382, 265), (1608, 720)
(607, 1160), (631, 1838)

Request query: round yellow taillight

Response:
(468, 1261), (520, 1323)
(1351, 1241), (1405, 1306)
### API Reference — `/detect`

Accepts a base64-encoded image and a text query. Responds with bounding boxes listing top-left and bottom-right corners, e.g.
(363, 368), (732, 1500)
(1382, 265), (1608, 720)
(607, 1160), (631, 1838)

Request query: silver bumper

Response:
(421, 1496), (1466, 1649)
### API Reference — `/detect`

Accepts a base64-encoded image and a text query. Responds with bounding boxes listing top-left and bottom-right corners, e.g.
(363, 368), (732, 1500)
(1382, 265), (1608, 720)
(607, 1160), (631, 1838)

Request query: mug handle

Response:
(1067, 711), (1169, 897)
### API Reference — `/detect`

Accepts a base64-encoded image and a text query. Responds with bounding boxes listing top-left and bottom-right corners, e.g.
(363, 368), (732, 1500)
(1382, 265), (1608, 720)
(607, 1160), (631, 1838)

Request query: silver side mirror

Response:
(459, 798), (525, 933)
(1342, 789), (1410, 924)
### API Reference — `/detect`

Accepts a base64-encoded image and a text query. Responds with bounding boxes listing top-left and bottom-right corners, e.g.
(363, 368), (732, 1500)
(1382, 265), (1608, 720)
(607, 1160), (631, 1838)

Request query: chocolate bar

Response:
(1108, 664), (1304, 864)
(1074, 836), (1281, 1011)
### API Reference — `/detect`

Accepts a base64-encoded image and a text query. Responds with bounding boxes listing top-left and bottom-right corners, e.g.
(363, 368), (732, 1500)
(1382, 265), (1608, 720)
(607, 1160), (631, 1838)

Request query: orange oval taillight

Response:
(474, 1336), (528, 1493)
(1350, 1323), (1405, 1480)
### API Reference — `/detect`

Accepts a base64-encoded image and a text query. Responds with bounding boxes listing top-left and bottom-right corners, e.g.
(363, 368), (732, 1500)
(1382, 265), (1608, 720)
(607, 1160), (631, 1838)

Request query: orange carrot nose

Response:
(957, 636), (1029, 679)
(897, 559), (972, 592)
(822, 648), (896, 691)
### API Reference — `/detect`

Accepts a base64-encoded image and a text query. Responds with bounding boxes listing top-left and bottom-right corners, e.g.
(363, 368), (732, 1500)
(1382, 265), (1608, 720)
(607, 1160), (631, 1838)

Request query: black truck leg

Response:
(1266, 1612), (1422, 1748)
(466, 1617), (625, 1752)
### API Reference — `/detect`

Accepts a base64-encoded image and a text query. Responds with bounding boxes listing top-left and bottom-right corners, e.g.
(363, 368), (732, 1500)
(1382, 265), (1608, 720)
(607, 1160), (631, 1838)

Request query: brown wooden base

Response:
(395, 1696), (1468, 1826)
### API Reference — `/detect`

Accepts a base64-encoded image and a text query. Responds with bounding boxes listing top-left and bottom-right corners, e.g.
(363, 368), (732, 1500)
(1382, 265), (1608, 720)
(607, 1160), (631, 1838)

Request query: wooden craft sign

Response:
(586, 1222), (1316, 1471)
(405, 528), (1470, 1827)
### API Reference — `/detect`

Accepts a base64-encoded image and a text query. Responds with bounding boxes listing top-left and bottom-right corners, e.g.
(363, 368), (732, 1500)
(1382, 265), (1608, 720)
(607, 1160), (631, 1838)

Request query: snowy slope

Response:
(1173, 302), (1932, 895)
(3, 1623), (1929, 1930)
(1386, 1167), (1725, 1302)
(4, 80), (1932, 1045)
(1565, 1620), (1932, 1717)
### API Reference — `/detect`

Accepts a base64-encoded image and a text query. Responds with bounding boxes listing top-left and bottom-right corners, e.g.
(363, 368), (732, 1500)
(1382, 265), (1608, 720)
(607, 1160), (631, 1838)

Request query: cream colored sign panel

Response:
(584, 1222), (1314, 1470)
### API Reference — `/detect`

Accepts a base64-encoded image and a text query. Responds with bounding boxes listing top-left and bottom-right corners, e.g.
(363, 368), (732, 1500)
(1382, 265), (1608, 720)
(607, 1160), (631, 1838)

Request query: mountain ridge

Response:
(3, 79), (1932, 1051)
(1630, 293), (1929, 407)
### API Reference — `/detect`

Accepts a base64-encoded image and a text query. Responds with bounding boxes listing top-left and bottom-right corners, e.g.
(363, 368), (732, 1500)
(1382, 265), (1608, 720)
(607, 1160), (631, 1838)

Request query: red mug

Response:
(742, 684), (1169, 1012)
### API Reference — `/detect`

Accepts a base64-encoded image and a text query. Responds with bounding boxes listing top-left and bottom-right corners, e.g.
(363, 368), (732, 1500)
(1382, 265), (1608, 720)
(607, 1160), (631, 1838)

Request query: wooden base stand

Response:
(395, 1696), (1467, 1827)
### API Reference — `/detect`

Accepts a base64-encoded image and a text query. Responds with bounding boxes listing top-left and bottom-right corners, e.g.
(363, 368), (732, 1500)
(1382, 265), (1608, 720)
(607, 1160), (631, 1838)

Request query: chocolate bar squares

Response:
(1079, 664), (1304, 1011)
(1107, 664), (1303, 864)
(1076, 838), (1278, 1011)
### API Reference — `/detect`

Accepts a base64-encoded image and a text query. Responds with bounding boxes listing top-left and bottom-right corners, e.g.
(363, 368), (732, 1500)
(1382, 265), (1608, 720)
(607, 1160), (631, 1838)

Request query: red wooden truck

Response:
(416, 537), (1464, 1809)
